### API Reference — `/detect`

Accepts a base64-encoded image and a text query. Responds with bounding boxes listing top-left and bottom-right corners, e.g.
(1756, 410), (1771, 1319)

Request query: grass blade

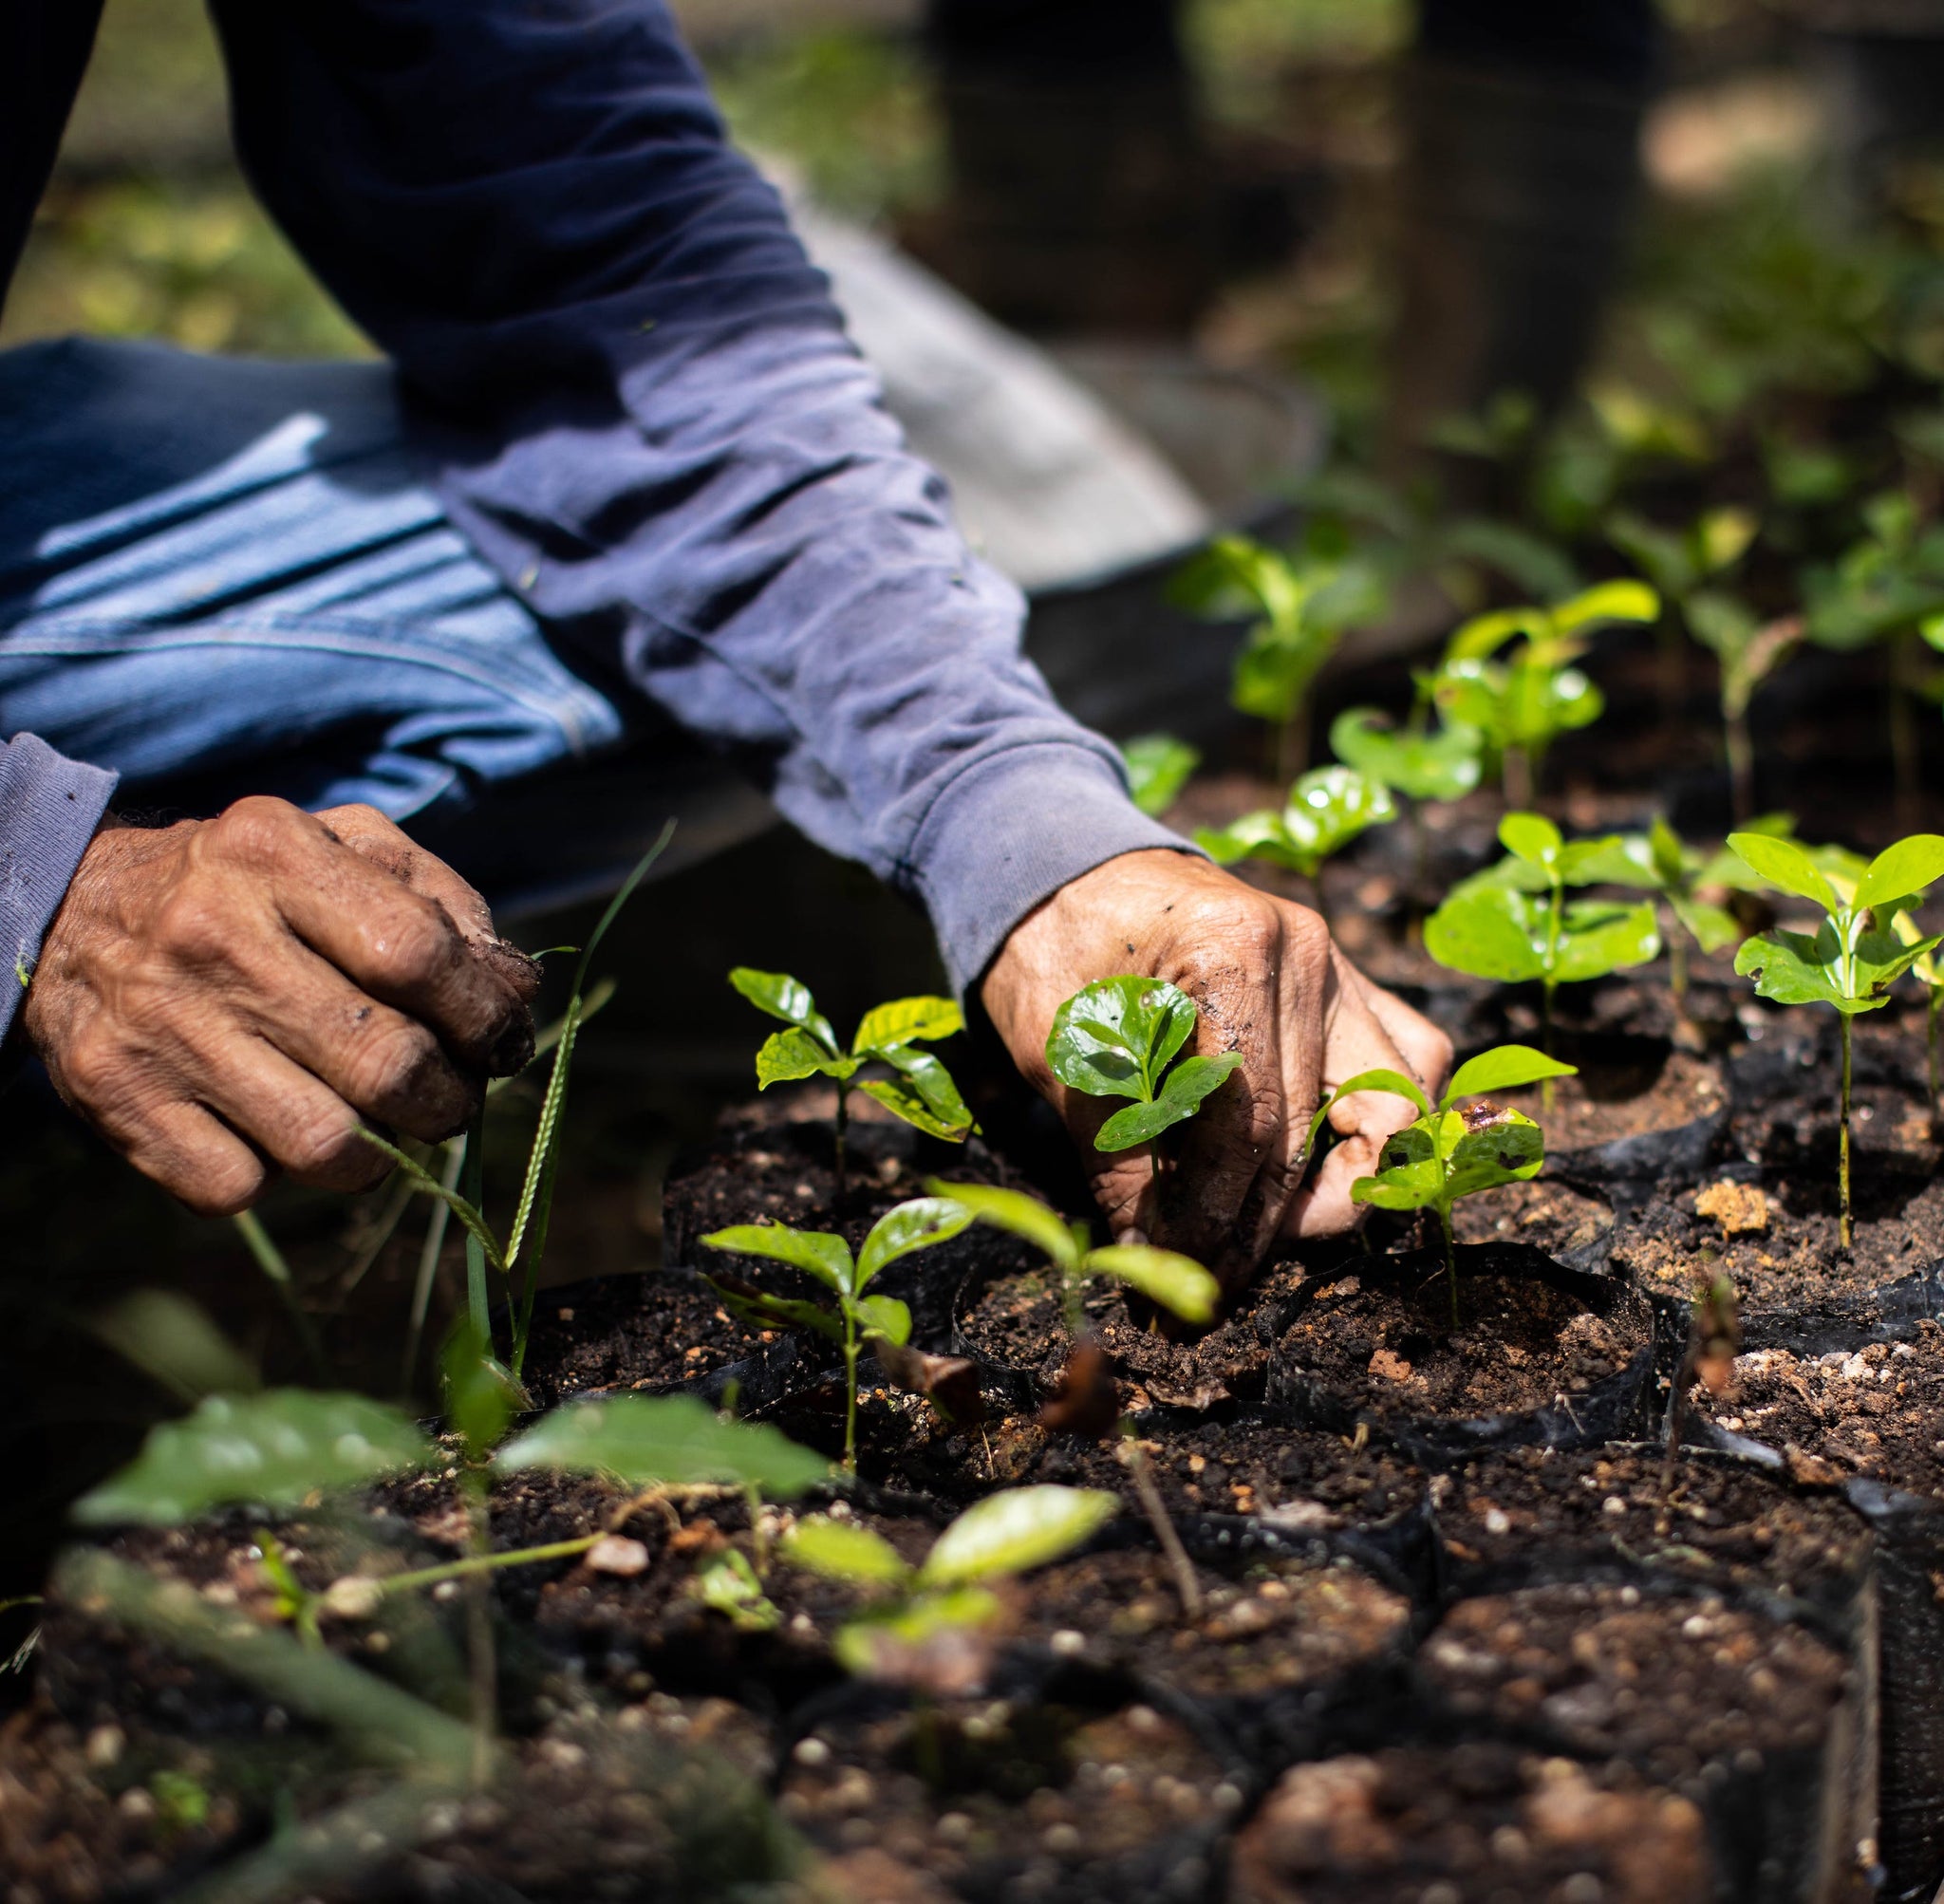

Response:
(402, 1138), (465, 1394)
(354, 1128), (504, 1279)
(231, 1209), (327, 1382)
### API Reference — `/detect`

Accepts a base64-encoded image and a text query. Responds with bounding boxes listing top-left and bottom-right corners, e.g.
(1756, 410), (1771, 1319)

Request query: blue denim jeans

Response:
(0, 336), (771, 911)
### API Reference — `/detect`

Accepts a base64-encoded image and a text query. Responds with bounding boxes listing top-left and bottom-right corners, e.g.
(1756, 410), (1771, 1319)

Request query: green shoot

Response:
(1684, 597), (1804, 823)
(1729, 830), (1944, 1247)
(926, 1179), (1219, 1337)
(1606, 504), (1757, 711)
(1120, 733), (1201, 817)
(701, 1198), (973, 1469)
(786, 1485), (1118, 1688)
(1427, 581), (1658, 804)
(1171, 531), (1390, 781)
(230, 1209), (328, 1382)
(1043, 977), (1243, 1188)
(1304, 1044), (1578, 1324)
(729, 970), (975, 1206)
(1194, 766), (1396, 925)
(1423, 812), (1661, 1085)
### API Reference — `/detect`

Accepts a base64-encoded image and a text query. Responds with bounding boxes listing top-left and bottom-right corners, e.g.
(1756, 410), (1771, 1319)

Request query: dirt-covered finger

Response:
(106, 1093), (270, 1218)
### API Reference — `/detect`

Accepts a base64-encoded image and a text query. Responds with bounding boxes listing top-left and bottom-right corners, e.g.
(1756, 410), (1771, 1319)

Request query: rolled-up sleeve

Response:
(208, 0), (1186, 991)
(0, 733), (116, 1041)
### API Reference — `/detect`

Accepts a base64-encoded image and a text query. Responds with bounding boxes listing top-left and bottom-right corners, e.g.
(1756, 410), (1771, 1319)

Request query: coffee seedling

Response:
(1729, 830), (1944, 1246)
(1607, 504), (1758, 711)
(1304, 1044), (1578, 1325)
(702, 1198), (973, 1468)
(1684, 596), (1804, 823)
(1424, 812), (1661, 1080)
(787, 1485), (1118, 1691)
(1194, 766), (1396, 925)
(1120, 733), (1201, 817)
(729, 970), (975, 1203)
(1329, 705), (1483, 806)
(927, 1181), (1219, 1335)
(1044, 976), (1242, 1182)
(1171, 530), (1389, 781)
(1427, 581), (1658, 804)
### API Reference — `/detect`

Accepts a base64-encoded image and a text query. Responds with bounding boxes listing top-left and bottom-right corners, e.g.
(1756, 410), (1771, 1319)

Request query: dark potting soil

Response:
(1418, 1582), (1852, 1787)
(1270, 1255), (1647, 1425)
(1447, 1174), (1613, 1262)
(1227, 1745), (1713, 1904)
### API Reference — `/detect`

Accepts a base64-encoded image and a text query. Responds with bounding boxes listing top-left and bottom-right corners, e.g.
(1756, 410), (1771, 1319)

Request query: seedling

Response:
(1659, 1272), (1740, 1531)
(1683, 595), (1804, 822)
(1607, 505), (1757, 710)
(927, 1180), (1219, 1336)
(1044, 976), (1243, 1184)
(1120, 733), (1201, 817)
(1729, 831), (1944, 1247)
(1194, 766), (1396, 925)
(1424, 813), (1661, 1077)
(1427, 581), (1658, 804)
(1304, 1044), (1576, 1325)
(786, 1485), (1118, 1691)
(729, 970), (974, 1204)
(701, 1197), (973, 1469)
(1171, 531), (1389, 781)
(1328, 706), (1483, 807)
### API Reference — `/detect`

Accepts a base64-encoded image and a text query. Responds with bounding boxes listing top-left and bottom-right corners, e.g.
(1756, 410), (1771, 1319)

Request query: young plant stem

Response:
(1656, 1339), (1698, 1536)
(841, 1314), (860, 1473)
(374, 1533), (603, 1597)
(1274, 700), (1312, 787)
(231, 1210), (328, 1383)
(1839, 1013), (1855, 1252)
(461, 1109), (492, 1357)
(1930, 993), (1942, 1121)
(1438, 1205), (1459, 1330)
(1669, 916), (1688, 1015)
(1504, 744), (1534, 811)
(461, 1465), (496, 1791)
(402, 1140), (465, 1396)
(1121, 1432), (1201, 1621)
(832, 1082), (850, 1210)
(1724, 702), (1755, 825)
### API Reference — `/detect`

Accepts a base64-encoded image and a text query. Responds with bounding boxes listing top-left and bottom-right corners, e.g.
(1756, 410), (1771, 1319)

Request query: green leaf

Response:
(1195, 811), (1305, 873)
(853, 996), (963, 1055)
(1442, 1044), (1578, 1106)
(1728, 833), (1841, 914)
(1555, 899), (1662, 981)
(1046, 976), (1198, 1102)
(701, 1276), (845, 1346)
(1302, 1067), (1432, 1157)
(1424, 887), (1547, 984)
(1555, 834), (1643, 887)
(442, 1324), (520, 1460)
(919, 1485), (1120, 1589)
(1086, 1244), (1220, 1322)
(701, 1223), (854, 1296)
(1445, 1111), (1547, 1199)
(1499, 811), (1562, 868)
(1552, 578), (1659, 632)
(1352, 1150), (1446, 1211)
(786, 1516), (913, 1587)
(1447, 607), (1550, 663)
(854, 1072), (974, 1143)
(857, 1198), (974, 1287)
(1735, 928), (1850, 1008)
(1668, 894), (1743, 954)
(1121, 734), (1202, 816)
(1855, 835), (1944, 911)
(498, 1392), (829, 1495)
(728, 969), (838, 1051)
(835, 1587), (1004, 1678)
(1279, 765), (1397, 867)
(756, 1026), (849, 1090)
(925, 1181), (1083, 1271)
(854, 1294), (912, 1347)
(1647, 816), (1688, 888)
(870, 1045), (976, 1137)
(72, 1391), (433, 1526)
(1094, 1051), (1242, 1151)
(695, 1548), (780, 1631)
(1328, 708), (1482, 803)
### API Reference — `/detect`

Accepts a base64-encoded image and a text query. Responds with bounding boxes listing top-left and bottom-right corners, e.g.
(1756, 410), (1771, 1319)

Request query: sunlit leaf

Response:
(1424, 887), (1547, 984)
(728, 968), (838, 1051)
(853, 996), (963, 1055)
(1551, 578), (1659, 632)
(855, 1294), (912, 1347)
(854, 1071), (973, 1142)
(73, 1391), (432, 1526)
(1445, 1111), (1546, 1199)
(1554, 899), (1661, 980)
(1121, 734), (1201, 816)
(919, 1486), (1119, 1589)
(756, 1026), (848, 1090)
(701, 1223), (853, 1296)
(873, 1045), (977, 1136)
(925, 1181), (1082, 1271)
(1046, 976), (1197, 1101)
(1499, 811), (1562, 867)
(1728, 832), (1841, 913)
(498, 1393), (828, 1495)
(1855, 835), (1944, 911)
(1443, 1044), (1578, 1106)
(1094, 1051), (1242, 1150)
(1328, 708), (1481, 804)
(1086, 1245), (1219, 1322)
(786, 1516), (912, 1587)
(695, 1548), (779, 1631)
(1303, 1067), (1432, 1156)
(857, 1198), (974, 1285)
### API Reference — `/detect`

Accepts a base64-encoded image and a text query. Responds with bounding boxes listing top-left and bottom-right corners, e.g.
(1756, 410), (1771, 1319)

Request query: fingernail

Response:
(1118, 1226), (1149, 1248)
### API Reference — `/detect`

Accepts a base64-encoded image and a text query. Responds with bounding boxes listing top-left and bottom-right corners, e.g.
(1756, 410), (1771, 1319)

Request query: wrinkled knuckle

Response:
(207, 795), (305, 871)
(285, 1108), (370, 1184)
(57, 1033), (122, 1108)
(180, 1151), (267, 1219)
(364, 898), (458, 989)
(152, 888), (234, 966)
(346, 1019), (443, 1110)
(1281, 904), (1332, 968)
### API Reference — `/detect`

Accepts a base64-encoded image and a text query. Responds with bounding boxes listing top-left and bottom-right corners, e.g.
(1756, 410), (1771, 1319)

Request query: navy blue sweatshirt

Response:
(0, 0), (1179, 1033)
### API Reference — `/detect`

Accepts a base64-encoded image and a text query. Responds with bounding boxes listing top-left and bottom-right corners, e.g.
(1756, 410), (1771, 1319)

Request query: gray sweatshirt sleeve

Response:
(211, 0), (1192, 996)
(0, 732), (116, 1041)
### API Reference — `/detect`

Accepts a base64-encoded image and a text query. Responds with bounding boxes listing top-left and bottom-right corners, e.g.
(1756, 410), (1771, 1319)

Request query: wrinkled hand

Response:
(22, 797), (540, 1216)
(981, 849), (1451, 1286)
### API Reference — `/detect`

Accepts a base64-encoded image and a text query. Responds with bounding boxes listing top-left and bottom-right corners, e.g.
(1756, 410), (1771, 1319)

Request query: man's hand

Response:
(981, 849), (1451, 1286)
(22, 797), (539, 1217)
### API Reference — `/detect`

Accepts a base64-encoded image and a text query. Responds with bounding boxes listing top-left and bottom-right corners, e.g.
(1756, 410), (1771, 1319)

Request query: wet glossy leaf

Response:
(1727, 833), (1840, 914)
(857, 1197), (973, 1286)
(1353, 1144), (1446, 1210)
(1303, 1068), (1432, 1156)
(729, 969), (838, 1051)
(1085, 1245), (1219, 1323)
(1443, 1044), (1578, 1106)
(1121, 734), (1202, 815)
(1499, 812), (1562, 867)
(756, 1027), (848, 1090)
(1047, 976), (1197, 1102)
(855, 1294), (912, 1347)
(1735, 928), (1848, 1007)
(786, 1516), (912, 1587)
(1424, 887), (1547, 984)
(498, 1393), (828, 1495)
(919, 1485), (1119, 1589)
(1555, 900), (1661, 981)
(1094, 1051), (1243, 1151)
(853, 996), (963, 1055)
(701, 1223), (853, 1296)
(1283, 766), (1397, 863)
(73, 1391), (433, 1526)
(926, 1181), (1082, 1271)
(1328, 708), (1481, 803)
(702, 1275), (845, 1346)
(1445, 1112), (1546, 1199)
(1855, 834), (1944, 911)
(875, 1045), (976, 1135)
(854, 1068), (973, 1143)
(1195, 810), (1305, 873)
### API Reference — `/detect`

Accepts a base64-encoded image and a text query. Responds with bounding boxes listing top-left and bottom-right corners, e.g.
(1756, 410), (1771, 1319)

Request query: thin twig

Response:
(1121, 1435), (1202, 1621)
